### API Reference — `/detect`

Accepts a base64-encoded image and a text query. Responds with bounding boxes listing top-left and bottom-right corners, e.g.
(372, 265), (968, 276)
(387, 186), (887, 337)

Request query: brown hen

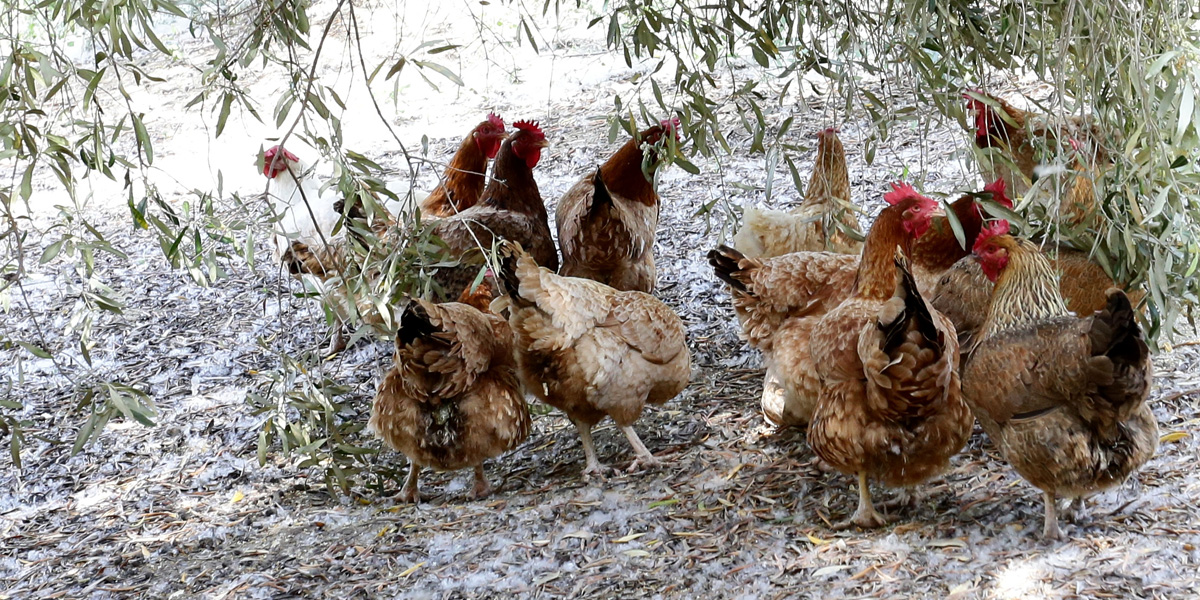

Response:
(495, 241), (691, 477)
(807, 183), (971, 529)
(557, 118), (678, 292)
(370, 298), (530, 502)
(963, 90), (1106, 229)
(419, 114), (507, 218)
(732, 128), (863, 259)
(432, 120), (558, 300)
(963, 231), (1157, 539)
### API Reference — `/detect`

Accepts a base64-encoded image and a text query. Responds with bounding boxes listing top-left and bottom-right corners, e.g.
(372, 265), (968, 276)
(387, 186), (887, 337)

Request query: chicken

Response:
(556, 118), (679, 292)
(419, 114), (508, 218)
(370, 298), (530, 502)
(431, 120), (558, 300)
(962, 228), (1157, 539)
(708, 247), (859, 426)
(261, 145), (344, 270)
(933, 220), (1145, 349)
(910, 178), (1012, 291)
(260, 145), (389, 353)
(963, 90), (1105, 229)
(493, 241), (691, 477)
(807, 182), (971, 529)
(732, 128), (863, 259)
(710, 180), (996, 428)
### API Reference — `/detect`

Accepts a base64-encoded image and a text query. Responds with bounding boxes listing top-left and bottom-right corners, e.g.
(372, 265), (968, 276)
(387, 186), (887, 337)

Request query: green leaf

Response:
(17, 342), (52, 359)
(216, 92), (234, 137)
(412, 60), (464, 86)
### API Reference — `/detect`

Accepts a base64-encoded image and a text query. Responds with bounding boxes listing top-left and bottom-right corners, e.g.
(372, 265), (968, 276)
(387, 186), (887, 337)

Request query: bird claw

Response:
(581, 463), (610, 483)
(832, 507), (894, 531)
(470, 480), (494, 500)
(397, 487), (422, 504)
(626, 455), (661, 473)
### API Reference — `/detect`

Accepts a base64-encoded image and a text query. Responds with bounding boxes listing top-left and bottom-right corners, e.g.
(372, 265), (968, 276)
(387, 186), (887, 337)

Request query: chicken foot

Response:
(573, 420), (609, 480)
(1042, 490), (1062, 540)
(833, 472), (893, 530)
(471, 464), (493, 499)
(325, 318), (347, 356)
(1063, 496), (1089, 524)
(399, 464), (422, 503)
(619, 425), (661, 473)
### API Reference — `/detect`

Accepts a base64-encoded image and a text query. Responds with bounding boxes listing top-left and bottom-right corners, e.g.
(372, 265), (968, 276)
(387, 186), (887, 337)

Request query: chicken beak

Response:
(931, 205), (948, 218)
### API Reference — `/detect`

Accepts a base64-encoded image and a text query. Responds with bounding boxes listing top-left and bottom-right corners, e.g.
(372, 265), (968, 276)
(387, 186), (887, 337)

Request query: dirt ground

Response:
(3, 2), (1199, 598)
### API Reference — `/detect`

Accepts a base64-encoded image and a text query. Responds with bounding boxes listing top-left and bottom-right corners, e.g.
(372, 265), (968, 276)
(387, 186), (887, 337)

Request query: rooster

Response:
(494, 241), (691, 478)
(732, 128), (863, 259)
(807, 182), (971, 529)
(370, 298), (530, 502)
(556, 117), (679, 292)
(962, 225), (1157, 539)
(431, 121), (558, 300)
(419, 113), (508, 218)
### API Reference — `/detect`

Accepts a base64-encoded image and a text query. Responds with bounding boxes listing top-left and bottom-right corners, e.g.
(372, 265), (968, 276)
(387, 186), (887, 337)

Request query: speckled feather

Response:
(557, 126), (669, 292)
(370, 299), (530, 472)
(500, 246), (691, 428)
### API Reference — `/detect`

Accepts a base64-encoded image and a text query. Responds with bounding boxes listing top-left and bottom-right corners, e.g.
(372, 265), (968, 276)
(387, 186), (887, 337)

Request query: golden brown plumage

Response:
(419, 114), (507, 218)
(962, 233), (1157, 539)
(932, 227), (1145, 349)
(708, 246), (859, 425)
(495, 241), (691, 477)
(432, 121), (558, 299)
(732, 128), (862, 259)
(370, 298), (530, 502)
(556, 120), (677, 292)
(807, 184), (970, 529)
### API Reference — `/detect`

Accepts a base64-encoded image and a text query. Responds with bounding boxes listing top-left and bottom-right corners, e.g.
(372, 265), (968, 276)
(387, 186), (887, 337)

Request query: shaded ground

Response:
(3, 2), (1199, 598)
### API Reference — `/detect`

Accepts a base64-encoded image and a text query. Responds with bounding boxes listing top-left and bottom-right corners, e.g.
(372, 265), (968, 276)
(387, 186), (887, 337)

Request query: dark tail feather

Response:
(496, 241), (528, 306)
(1091, 289), (1149, 369)
(588, 168), (613, 218)
(707, 245), (750, 292)
(881, 249), (939, 353)
(397, 300), (437, 348)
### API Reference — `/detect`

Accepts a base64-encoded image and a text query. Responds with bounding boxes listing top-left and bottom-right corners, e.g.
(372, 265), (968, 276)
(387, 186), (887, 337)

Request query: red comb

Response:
(820, 127), (840, 136)
(973, 220), (1011, 254)
(1068, 138), (1082, 151)
(883, 181), (921, 206)
(513, 120), (544, 139)
(487, 113), (505, 130)
(264, 145), (299, 162)
(983, 178), (1012, 208)
(660, 116), (680, 131)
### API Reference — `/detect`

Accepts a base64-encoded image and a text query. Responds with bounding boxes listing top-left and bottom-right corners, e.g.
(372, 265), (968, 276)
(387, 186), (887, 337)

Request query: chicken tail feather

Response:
(1090, 288), (1149, 373)
(496, 241), (532, 307)
(588, 167), (614, 218)
(708, 245), (753, 292)
(397, 299), (438, 348)
(880, 248), (939, 353)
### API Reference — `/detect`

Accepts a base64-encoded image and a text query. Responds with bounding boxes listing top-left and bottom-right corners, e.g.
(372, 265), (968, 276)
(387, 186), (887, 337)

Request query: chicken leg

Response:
(834, 471), (892, 530)
(573, 419), (608, 480)
(326, 318), (347, 356)
(1042, 491), (1062, 540)
(399, 464), (422, 503)
(619, 424), (660, 472)
(471, 464), (493, 499)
